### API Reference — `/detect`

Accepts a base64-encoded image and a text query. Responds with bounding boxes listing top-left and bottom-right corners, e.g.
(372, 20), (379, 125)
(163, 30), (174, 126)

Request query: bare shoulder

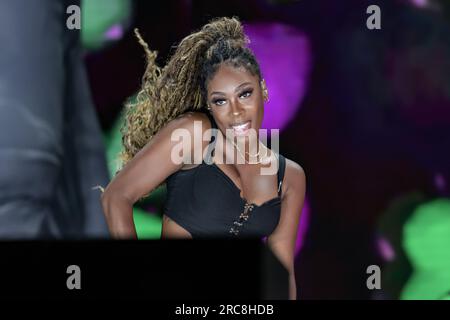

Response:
(155, 111), (211, 142)
(170, 111), (211, 129)
(282, 157), (306, 195)
(165, 111), (213, 169)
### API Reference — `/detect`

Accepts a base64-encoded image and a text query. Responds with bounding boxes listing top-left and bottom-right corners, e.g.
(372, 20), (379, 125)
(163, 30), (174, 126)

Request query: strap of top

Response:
(277, 153), (286, 197)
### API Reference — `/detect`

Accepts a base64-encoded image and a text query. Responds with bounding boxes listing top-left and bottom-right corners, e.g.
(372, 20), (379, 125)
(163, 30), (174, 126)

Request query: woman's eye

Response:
(213, 99), (226, 106)
(239, 90), (253, 99)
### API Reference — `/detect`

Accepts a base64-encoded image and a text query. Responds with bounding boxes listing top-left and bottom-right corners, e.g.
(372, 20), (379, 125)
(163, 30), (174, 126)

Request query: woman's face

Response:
(206, 63), (264, 140)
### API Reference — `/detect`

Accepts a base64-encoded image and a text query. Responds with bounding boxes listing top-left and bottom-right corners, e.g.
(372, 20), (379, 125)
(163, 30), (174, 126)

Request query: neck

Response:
(213, 131), (269, 165)
(231, 137), (267, 164)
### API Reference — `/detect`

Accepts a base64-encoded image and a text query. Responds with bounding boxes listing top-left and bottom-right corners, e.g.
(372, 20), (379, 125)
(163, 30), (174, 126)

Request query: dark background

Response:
(85, 0), (450, 299)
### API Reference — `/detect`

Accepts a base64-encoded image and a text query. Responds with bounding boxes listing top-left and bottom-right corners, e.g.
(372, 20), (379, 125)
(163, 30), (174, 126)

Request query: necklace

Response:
(229, 139), (271, 164)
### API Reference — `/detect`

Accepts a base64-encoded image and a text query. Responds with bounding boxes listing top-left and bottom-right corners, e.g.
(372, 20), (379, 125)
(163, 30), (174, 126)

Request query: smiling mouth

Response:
(231, 121), (251, 135)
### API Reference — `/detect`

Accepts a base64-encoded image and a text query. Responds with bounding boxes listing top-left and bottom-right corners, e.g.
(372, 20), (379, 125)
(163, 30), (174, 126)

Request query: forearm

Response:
(266, 241), (297, 300)
(101, 193), (137, 239)
(289, 272), (297, 300)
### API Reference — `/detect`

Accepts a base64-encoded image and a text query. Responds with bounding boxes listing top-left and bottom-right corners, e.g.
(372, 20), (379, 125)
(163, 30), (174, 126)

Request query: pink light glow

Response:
(410, 0), (429, 8)
(377, 236), (396, 262)
(104, 24), (124, 41)
(434, 173), (446, 192)
(244, 23), (312, 131)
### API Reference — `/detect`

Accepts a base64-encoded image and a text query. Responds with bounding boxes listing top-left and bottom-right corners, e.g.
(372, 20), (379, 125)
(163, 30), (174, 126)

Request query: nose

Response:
(230, 99), (244, 117)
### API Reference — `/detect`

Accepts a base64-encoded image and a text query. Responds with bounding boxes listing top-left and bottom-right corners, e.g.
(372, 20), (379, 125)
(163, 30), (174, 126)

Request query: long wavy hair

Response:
(118, 17), (263, 192)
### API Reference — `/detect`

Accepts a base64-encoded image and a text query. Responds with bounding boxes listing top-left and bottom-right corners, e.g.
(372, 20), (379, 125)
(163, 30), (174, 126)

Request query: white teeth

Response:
(232, 121), (250, 130)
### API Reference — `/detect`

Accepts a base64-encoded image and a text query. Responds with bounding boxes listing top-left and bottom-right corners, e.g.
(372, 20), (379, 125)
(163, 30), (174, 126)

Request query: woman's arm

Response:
(266, 159), (306, 300)
(101, 112), (210, 239)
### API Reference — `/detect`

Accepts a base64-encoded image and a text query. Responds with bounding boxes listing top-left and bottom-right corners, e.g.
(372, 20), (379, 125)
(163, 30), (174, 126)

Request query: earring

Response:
(261, 79), (269, 102)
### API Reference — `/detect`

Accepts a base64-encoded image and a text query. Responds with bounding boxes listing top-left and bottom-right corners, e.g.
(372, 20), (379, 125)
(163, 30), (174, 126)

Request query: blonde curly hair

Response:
(117, 17), (263, 191)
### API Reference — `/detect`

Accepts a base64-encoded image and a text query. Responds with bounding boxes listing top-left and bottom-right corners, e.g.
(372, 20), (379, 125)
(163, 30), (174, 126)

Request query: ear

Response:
(260, 79), (267, 91)
(260, 79), (269, 102)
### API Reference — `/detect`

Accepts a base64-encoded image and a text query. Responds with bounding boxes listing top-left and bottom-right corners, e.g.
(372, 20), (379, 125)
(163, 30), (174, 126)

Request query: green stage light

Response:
(103, 106), (164, 239)
(401, 198), (450, 300)
(133, 207), (162, 239)
(81, 0), (132, 50)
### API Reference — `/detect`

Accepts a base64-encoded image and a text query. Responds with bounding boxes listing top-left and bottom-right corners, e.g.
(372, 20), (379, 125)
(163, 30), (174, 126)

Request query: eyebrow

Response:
(210, 82), (253, 97)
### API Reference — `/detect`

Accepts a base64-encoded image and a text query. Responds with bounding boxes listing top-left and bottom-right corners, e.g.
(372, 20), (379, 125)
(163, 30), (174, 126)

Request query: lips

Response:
(231, 121), (251, 136)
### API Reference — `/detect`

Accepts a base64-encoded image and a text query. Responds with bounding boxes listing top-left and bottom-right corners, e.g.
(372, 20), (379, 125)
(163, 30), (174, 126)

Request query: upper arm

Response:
(267, 159), (306, 272)
(102, 112), (211, 204)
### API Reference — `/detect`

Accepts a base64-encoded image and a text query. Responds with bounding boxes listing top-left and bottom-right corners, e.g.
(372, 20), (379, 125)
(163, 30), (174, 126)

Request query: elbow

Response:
(100, 190), (113, 220)
(100, 188), (133, 218)
(100, 188), (113, 208)
(101, 182), (133, 204)
(100, 191), (109, 214)
(100, 186), (115, 209)
(100, 190), (137, 239)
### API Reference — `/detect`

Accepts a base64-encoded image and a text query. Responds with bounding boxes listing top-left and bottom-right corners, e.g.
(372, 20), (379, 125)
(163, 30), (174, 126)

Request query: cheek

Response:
(246, 94), (263, 108)
(253, 102), (264, 127)
(257, 107), (264, 123)
(255, 95), (265, 114)
(213, 115), (230, 132)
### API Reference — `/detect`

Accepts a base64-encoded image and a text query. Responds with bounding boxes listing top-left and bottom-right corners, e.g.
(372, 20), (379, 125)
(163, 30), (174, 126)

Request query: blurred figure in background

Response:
(0, 0), (109, 238)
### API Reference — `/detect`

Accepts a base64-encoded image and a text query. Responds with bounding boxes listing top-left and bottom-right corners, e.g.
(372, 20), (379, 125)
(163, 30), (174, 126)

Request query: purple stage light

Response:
(410, 0), (429, 8)
(377, 236), (396, 262)
(434, 173), (446, 192)
(243, 22), (312, 131)
(104, 24), (124, 41)
(295, 198), (310, 257)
